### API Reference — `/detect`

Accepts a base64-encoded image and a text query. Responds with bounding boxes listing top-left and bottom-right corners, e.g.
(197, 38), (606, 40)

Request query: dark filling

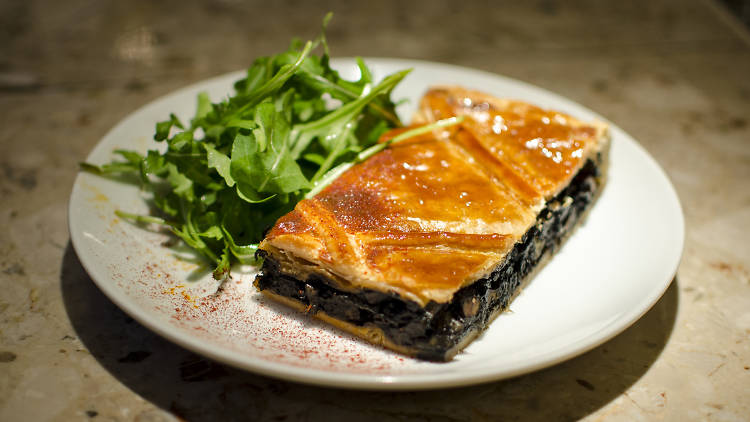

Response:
(255, 154), (604, 361)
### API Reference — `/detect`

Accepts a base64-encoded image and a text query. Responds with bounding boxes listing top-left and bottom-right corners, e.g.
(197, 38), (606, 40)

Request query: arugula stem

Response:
(115, 210), (174, 226)
(361, 115), (465, 160)
(185, 207), (220, 264)
(308, 74), (402, 126)
(305, 116), (464, 198)
(164, 152), (204, 158)
(309, 121), (354, 182)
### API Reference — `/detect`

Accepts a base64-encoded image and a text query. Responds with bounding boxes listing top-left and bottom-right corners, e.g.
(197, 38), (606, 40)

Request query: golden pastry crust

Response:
(260, 87), (609, 306)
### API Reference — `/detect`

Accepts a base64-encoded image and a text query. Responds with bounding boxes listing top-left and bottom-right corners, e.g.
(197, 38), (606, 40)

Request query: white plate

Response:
(69, 58), (684, 390)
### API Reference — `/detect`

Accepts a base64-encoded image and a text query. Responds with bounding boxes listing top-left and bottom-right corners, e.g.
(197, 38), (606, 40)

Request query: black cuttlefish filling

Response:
(255, 153), (604, 361)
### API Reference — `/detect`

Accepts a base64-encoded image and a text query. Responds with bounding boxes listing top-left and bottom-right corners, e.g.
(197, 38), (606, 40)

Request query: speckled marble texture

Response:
(1, 0), (749, 420)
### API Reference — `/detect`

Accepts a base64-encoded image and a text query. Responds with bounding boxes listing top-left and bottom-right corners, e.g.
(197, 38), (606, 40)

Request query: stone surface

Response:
(1, 0), (749, 420)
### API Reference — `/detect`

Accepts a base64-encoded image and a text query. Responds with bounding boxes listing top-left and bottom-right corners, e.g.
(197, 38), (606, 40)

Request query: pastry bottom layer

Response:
(254, 154), (605, 361)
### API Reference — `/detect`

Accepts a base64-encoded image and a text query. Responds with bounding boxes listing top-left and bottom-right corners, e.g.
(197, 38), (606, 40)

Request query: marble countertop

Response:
(1, 0), (748, 420)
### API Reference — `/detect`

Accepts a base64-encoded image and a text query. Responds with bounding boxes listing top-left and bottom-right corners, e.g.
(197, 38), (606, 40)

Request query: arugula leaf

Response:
(230, 101), (310, 196)
(114, 149), (144, 164)
(194, 92), (212, 121)
(234, 56), (273, 96)
(79, 161), (138, 175)
(165, 163), (194, 202)
(78, 149), (144, 175)
(205, 144), (235, 187)
(221, 226), (259, 264)
(155, 113), (184, 142)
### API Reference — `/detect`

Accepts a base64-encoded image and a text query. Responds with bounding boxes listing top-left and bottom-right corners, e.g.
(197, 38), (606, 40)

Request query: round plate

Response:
(68, 58), (684, 390)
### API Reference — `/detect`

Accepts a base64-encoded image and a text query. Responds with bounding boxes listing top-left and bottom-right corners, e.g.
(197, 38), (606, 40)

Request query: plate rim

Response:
(68, 57), (685, 390)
